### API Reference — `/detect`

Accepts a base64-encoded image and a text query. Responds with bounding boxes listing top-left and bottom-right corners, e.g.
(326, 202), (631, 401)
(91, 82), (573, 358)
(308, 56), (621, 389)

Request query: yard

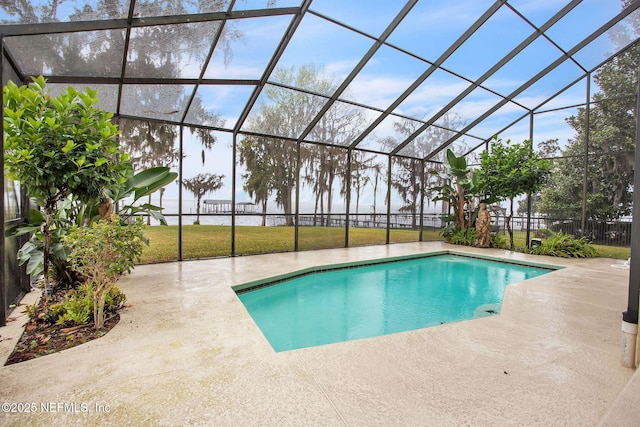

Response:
(140, 225), (631, 263)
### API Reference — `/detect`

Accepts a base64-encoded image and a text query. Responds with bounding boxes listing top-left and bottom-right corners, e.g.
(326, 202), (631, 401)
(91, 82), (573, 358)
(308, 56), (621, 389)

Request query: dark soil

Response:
(4, 290), (120, 366)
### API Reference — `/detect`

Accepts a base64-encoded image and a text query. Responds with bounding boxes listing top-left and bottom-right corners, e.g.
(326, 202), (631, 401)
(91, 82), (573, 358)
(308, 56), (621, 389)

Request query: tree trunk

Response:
(261, 199), (267, 226)
(456, 184), (465, 228)
(372, 171), (380, 223)
(507, 198), (514, 249)
(196, 195), (201, 224)
(94, 287), (108, 330)
(327, 172), (334, 226)
(313, 191), (320, 226)
(42, 191), (64, 295)
(411, 205), (417, 228)
(98, 198), (113, 220)
(43, 206), (54, 294)
(282, 187), (294, 226)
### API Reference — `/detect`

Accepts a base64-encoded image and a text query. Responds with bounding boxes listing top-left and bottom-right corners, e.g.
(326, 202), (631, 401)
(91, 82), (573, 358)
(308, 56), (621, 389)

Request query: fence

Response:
(499, 216), (632, 247)
(272, 212), (631, 247)
(272, 212), (445, 230)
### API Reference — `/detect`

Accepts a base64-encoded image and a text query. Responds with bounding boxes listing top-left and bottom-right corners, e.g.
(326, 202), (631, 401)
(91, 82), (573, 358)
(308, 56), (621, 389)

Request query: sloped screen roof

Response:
(2, 0), (639, 161)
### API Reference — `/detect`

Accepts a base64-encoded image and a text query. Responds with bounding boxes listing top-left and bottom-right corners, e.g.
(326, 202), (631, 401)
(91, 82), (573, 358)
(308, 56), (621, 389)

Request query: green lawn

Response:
(141, 225), (443, 263)
(141, 225), (630, 263)
(591, 244), (631, 260)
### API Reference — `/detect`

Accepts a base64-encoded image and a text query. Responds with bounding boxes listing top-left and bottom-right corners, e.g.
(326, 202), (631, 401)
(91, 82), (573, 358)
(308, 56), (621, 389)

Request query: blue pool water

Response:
(237, 254), (554, 352)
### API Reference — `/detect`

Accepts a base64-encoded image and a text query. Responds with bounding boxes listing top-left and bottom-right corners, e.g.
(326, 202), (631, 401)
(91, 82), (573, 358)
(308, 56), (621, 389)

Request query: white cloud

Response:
(325, 60), (360, 81)
(347, 75), (415, 109)
(392, 79), (470, 119)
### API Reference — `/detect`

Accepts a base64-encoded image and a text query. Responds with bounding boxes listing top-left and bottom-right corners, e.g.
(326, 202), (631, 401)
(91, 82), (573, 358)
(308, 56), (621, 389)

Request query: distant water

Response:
(139, 198), (445, 227)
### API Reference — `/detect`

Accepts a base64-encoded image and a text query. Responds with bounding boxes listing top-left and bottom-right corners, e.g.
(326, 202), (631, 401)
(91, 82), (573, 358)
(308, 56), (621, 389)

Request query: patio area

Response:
(0, 241), (637, 426)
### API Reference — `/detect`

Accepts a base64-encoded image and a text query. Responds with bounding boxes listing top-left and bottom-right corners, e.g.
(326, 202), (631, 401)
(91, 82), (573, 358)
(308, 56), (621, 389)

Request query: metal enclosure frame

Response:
(1, 1), (640, 329)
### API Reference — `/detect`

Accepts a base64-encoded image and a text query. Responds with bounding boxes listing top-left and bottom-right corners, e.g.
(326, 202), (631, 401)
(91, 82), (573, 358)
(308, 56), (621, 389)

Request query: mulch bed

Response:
(4, 290), (120, 366)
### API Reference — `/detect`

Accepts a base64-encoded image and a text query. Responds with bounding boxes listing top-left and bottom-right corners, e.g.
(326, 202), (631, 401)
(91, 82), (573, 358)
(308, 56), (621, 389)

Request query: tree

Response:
(241, 64), (363, 226)
(239, 65), (322, 226)
(432, 149), (480, 230)
(370, 160), (384, 222)
(348, 151), (375, 215)
(517, 139), (559, 215)
(306, 92), (363, 224)
(539, 80), (637, 220)
(380, 132), (423, 228)
(538, 1), (638, 220)
(303, 145), (347, 226)
(238, 135), (273, 226)
(392, 156), (422, 228)
(478, 137), (551, 249)
(183, 173), (224, 224)
(112, 3), (226, 210)
(1, 0), (240, 210)
(388, 113), (468, 227)
(3, 77), (130, 291)
(238, 134), (297, 226)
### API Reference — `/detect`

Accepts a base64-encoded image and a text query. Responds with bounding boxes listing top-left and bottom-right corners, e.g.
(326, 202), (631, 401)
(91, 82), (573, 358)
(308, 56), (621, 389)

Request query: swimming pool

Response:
(236, 253), (556, 352)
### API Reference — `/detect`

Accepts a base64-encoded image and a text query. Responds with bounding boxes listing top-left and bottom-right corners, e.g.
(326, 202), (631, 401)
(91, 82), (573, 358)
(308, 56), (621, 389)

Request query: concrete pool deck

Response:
(0, 241), (637, 426)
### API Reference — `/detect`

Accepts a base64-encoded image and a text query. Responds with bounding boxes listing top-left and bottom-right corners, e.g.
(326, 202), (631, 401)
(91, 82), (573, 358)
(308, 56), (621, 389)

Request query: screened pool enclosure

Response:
(2, 1), (640, 324)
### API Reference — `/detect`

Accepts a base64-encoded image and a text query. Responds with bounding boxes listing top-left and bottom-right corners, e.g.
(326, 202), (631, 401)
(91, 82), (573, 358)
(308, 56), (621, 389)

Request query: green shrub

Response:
(49, 284), (126, 327)
(50, 284), (92, 326)
(530, 231), (598, 258)
(105, 285), (127, 312)
(63, 215), (144, 329)
(490, 233), (509, 249)
(443, 225), (508, 250)
(444, 227), (477, 246)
